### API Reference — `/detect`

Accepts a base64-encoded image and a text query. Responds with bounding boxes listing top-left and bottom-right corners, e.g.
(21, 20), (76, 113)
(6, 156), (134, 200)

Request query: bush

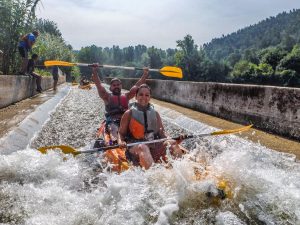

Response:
(34, 68), (52, 77)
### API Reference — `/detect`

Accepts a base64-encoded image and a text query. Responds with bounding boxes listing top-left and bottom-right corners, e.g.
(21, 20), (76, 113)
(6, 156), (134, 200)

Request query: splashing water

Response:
(0, 86), (299, 225)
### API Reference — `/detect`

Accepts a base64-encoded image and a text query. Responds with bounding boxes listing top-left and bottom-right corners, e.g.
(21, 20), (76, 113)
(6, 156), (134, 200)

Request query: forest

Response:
(0, 0), (299, 87)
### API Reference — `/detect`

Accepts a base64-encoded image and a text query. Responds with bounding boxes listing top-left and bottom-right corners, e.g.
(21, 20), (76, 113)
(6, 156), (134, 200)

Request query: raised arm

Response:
(126, 67), (149, 100)
(91, 66), (110, 103)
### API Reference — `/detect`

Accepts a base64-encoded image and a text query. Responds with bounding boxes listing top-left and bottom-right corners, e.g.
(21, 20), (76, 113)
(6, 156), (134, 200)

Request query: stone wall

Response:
(0, 75), (65, 109)
(104, 78), (300, 141)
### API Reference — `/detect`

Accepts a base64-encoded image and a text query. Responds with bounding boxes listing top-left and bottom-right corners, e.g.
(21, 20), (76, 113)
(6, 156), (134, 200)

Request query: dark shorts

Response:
(18, 46), (28, 59)
(52, 74), (59, 81)
(105, 118), (120, 126)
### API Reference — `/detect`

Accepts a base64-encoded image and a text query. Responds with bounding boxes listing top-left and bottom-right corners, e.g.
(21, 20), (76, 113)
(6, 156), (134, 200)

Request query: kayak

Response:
(79, 83), (92, 90)
(93, 121), (232, 201)
(94, 121), (129, 172)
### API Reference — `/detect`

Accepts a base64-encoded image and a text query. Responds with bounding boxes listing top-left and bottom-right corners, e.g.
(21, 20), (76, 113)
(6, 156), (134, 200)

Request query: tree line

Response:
(76, 9), (300, 87)
(203, 9), (300, 87)
(1, 0), (299, 87)
(76, 35), (231, 82)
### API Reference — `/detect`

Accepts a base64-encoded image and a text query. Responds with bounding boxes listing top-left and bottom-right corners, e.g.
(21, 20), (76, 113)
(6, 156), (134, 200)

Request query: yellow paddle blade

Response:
(211, 124), (253, 136)
(159, 66), (183, 78)
(44, 60), (77, 67)
(38, 145), (79, 156)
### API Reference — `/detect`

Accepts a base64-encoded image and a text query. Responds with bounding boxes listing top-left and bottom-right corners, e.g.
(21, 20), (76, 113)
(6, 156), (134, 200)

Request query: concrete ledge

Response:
(104, 78), (300, 141)
(0, 75), (65, 109)
(0, 85), (70, 155)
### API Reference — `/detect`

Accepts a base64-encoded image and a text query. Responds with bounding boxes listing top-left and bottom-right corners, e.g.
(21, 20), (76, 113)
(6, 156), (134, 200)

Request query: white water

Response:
(0, 86), (299, 225)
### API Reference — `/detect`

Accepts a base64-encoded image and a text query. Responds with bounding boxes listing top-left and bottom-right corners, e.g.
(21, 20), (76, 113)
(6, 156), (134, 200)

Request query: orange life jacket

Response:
(128, 103), (159, 140)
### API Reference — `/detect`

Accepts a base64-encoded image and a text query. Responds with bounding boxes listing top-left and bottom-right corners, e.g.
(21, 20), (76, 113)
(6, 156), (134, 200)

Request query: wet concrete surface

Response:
(0, 84), (299, 159)
(0, 87), (60, 138)
(151, 99), (300, 159)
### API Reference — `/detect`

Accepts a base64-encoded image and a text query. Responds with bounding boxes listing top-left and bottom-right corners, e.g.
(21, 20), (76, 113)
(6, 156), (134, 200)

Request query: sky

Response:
(36, 0), (300, 50)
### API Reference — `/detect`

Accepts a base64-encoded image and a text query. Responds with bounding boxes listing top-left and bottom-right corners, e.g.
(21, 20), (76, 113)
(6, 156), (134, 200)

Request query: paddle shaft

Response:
(76, 63), (160, 73)
(38, 125), (252, 155)
(76, 134), (205, 154)
(44, 60), (183, 78)
(76, 124), (253, 154)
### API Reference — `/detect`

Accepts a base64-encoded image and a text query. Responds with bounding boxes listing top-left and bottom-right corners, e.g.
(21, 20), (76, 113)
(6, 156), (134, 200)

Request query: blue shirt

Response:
(18, 33), (36, 50)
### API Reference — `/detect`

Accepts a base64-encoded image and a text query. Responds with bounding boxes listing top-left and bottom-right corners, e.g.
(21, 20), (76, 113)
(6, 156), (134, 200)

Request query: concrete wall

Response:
(0, 75), (65, 109)
(104, 78), (300, 141)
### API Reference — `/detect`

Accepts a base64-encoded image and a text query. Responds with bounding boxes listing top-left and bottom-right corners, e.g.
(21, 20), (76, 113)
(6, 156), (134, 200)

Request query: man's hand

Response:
(91, 66), (98, 81)
(92, 63), (99, 68)
(118, 140), (127, 149)
(143, 67), (149, 77)
(163, 139), (176, 147)
(175, 134), (185, 144)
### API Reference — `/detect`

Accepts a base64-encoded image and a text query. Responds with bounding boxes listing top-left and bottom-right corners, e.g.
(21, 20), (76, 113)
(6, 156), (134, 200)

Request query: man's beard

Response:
(112, 88), (121, 95)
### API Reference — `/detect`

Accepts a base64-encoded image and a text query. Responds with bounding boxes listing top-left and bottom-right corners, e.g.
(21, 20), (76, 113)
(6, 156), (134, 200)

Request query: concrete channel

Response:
(0, 84), (299, 225)
(0, 83), (299, 158)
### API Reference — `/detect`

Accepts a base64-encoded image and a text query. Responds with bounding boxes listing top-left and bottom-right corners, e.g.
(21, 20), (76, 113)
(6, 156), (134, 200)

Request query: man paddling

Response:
(91, 65), (149, 143)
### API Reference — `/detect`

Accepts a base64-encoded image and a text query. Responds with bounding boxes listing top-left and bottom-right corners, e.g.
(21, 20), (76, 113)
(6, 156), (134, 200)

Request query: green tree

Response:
(134, 45), (147, 62)
(280, 34), (296, 51)
(70, 66), (81, 82)
(230, 60), (256, 81)
(123, 46), (134, 62)
(0, 0), (41, 74)
(243, 48), (259, 64)
(278, 44), (300, 73)
(76, 45), (107, 78)
(226, 51), (242, 68)
(175, 35), (205, 81)
(112, 45), (123, 65)
(163, 48), (177, 65)
(34, 32), (74, 62)
(259, 47), (287, 70)
(35, 18), (62, 37)
(256, 63), (274, 76)
(147, 47), (163, 69)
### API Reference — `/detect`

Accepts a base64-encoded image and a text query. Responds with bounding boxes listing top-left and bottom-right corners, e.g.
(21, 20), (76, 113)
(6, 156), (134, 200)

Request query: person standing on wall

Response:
(18, 31), (39, 75)
(27, 53), (42, 93)
(52, 65), (59, 91)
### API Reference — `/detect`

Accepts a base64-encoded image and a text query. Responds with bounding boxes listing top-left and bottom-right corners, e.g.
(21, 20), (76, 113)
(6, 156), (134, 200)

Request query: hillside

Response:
(203, 9), (300, 61)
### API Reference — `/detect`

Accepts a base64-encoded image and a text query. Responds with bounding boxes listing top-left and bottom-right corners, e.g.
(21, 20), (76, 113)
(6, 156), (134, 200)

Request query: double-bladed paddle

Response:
(44, 60), (183, 78)
(38, 125), (253, 156)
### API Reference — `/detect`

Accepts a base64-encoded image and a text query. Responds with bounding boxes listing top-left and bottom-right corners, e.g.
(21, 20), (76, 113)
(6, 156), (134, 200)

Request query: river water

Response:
(0, 86), (299, 225)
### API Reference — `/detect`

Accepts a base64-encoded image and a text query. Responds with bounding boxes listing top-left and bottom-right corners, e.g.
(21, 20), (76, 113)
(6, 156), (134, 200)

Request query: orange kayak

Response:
(94, 121), (129, 173)
(79, 83), (92, 90)
(93, 122), (232, 201)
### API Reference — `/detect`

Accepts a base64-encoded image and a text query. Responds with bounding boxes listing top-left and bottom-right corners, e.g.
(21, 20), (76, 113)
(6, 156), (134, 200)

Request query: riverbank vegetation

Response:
(76, 9), (300, 87)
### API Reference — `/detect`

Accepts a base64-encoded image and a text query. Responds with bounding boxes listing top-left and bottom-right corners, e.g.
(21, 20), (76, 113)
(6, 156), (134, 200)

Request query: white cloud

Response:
(36, 0), (300, 50)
